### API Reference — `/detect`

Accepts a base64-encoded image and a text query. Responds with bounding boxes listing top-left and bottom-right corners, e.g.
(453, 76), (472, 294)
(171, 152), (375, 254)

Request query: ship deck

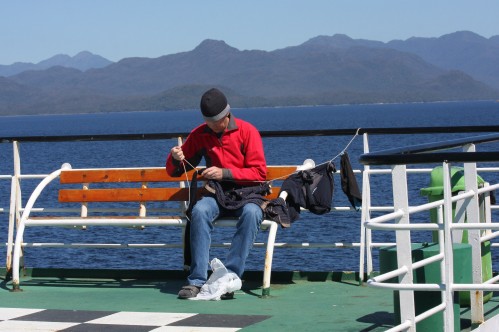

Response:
(1, 269), (499, 331)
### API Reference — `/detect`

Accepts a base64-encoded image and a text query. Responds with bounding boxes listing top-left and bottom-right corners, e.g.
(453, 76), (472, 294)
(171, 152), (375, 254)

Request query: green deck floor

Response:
(1, 269), (499, 331)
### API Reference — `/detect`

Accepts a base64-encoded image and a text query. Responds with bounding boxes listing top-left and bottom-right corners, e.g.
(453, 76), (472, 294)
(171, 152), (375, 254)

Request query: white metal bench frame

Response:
(11, 163), (292, 297)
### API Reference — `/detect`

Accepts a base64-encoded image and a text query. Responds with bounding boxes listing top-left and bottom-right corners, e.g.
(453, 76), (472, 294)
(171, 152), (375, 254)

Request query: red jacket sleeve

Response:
(165, 127), (203, 177)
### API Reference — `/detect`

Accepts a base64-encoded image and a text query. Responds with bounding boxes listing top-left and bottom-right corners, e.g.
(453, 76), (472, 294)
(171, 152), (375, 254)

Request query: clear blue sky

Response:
(2, 0), (498, 65)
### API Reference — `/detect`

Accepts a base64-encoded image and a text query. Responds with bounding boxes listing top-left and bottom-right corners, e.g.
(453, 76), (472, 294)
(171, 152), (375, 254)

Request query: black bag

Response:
(281, 162), (336, 221)
(302, 162), (336, 214)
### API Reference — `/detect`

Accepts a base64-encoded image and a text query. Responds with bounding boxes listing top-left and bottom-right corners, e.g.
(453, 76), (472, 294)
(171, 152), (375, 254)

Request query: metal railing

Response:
(2, 126), (499, 284)
(1, 128), (369, 273)
(360, 133), (499, 331)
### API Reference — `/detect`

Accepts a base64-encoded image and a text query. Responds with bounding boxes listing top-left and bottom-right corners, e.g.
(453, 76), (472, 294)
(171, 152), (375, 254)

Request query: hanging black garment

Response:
(280, 162), (336, 222)
(340, 152), (362, 210)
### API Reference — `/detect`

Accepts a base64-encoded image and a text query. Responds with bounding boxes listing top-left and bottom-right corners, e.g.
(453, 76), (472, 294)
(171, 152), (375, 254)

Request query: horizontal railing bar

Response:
(415, 303), (446, 324)
(360, 133), (499, 165)
(370, 266), (408, 283)
(483, 274), (499, 285)
(452, 223), (499, 230)
(412, 253), (444, 270)
(452, 284), (499, 291)
(362, 151), (499, 165)
(367, 280), (443, 290)
(366, 209), (405, 224)
(371, 133), (499, 156)
(481, 231), (499, 243)
(18, 174), (49, 179)
(15, 242), (362, 249)
(366, 168), (434, 175)
(408, 200), (444, 214)
(370, 241), (499, 249)
(3, 126), (499, 143)
(367, 223), (440, 230)
(5, 167), (499, 184)
(477, 183), (499, 194)
(24, 219), (186, 227)
(384, 320), (413, 332)
(371, 281), (499, 291)
(369, 243), (396, 247)
(18, 206), (357, 214)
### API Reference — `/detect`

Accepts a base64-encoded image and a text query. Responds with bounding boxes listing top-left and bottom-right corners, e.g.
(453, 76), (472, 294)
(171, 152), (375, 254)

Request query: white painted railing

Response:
(1, 136), (363, 273)
(361, 136), (499, 331)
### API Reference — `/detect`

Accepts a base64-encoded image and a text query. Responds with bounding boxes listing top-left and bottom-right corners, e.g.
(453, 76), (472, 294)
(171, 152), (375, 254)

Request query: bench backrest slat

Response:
(60, 168), (195, 184)
(60, 166), (298, 184)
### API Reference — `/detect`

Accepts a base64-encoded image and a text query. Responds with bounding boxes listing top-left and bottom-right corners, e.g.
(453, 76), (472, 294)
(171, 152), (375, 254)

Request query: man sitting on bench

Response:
(166, 88), (267, 299)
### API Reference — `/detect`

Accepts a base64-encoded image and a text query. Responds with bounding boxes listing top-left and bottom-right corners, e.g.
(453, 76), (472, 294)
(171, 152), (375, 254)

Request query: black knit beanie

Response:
(200, 88), (230, 121)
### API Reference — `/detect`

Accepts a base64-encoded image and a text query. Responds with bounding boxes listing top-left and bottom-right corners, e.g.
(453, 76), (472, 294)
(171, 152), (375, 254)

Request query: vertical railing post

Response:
(463, 143), (484, 324)
(392, 164), (416, 331)
(6, 141), (21, 272)
(442, 162), (456, 332)
(359, 133), (371, 282)
(6, 176), (17, 272)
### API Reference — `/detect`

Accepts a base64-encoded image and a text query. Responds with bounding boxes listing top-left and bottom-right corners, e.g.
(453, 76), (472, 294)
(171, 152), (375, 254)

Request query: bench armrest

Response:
(12, 163), (71, 289)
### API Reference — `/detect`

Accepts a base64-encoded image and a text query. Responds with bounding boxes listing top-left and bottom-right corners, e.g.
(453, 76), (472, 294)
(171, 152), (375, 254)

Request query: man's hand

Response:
(201, 166), (223, 180)
(171, 146), (184, 161)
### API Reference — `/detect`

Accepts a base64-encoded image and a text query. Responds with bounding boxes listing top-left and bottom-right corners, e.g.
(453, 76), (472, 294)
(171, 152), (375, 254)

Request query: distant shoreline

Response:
(1, 99), (496, 118)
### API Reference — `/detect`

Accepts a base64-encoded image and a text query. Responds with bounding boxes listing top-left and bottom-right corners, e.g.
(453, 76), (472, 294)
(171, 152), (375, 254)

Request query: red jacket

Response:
(166, 115), (267, 186)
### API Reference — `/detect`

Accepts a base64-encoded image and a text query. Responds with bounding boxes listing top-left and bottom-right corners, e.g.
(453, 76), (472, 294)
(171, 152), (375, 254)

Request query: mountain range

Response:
(0, 31), (498, 115)
(0, 51), (113, 77)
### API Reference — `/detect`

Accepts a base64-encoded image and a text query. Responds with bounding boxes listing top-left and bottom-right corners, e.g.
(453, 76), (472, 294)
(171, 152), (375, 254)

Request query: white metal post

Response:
(6, 141), (21, 271)
(442, 162), (456, 332)
(359, 133), (372, 281)
(6, 176), (17, 271)
(391, 164), (416, 331)
(463, 144), (484, 324)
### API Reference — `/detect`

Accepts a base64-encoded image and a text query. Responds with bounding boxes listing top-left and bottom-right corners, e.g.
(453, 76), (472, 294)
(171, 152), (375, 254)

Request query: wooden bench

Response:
(12, 163), (298, 296)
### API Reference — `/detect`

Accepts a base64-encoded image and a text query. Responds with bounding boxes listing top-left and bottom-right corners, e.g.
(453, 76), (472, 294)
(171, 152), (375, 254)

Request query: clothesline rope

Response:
(270, 127), (361, 181)
(330, 127), (361, 163)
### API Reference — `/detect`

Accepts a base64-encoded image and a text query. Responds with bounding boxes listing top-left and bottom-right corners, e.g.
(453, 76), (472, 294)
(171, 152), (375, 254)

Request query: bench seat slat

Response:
(59, 188), (191, 202)
(59, 187), (282, 203)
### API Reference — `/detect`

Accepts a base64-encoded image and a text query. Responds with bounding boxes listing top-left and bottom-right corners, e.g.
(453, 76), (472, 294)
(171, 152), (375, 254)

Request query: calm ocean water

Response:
(1, 100), (499, 272)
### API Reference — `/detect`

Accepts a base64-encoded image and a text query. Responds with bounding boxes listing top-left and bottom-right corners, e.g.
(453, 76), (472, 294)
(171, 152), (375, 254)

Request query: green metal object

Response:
(420, 166), (485, 197)
(420, 166), (493, 305)
(380, 243), (472, 332)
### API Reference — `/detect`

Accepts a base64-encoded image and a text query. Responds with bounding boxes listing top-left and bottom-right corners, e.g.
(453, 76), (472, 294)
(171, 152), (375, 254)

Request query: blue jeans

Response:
(187, 196), (263, 287)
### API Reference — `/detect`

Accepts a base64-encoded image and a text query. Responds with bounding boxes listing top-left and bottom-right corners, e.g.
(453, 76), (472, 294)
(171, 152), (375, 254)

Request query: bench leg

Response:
(262, 221), (278, 297)
(11, 221), (25, 292)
